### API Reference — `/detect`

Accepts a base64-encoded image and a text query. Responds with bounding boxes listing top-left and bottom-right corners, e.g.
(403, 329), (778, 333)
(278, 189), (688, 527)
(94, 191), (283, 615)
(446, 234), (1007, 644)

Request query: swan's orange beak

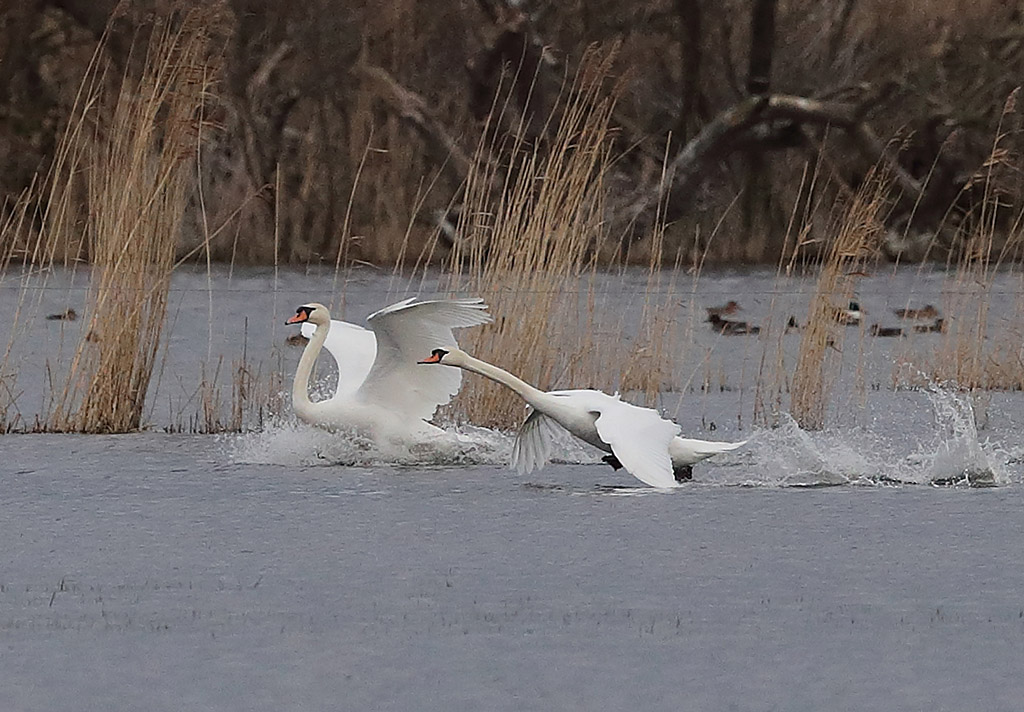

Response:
(418, 352), (442, 364)
(286, 308), (309, 325)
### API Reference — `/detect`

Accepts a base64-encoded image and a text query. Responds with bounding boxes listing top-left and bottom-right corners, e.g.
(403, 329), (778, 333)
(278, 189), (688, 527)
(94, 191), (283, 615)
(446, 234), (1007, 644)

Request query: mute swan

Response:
(286, 298), (491, 443)
(418, 347), (747, 488)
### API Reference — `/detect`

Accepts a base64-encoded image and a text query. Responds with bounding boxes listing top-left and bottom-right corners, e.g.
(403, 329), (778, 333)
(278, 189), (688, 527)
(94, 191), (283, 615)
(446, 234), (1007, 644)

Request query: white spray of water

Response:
(229, 416), (517, 468)
(899, 383), (1010, 486)
(232, 384), (1015, 488)
(728, 383), (1012, 487)
(731, 416), (877, 487)
(231, 412), (610, 473)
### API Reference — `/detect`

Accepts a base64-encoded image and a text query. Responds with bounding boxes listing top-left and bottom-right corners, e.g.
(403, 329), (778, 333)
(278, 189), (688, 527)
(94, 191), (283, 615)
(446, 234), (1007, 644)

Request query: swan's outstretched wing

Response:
(593, 398), (681, 488)
(301, 319), (377, 396)
(670, 437), (748, 465)
(358, 298), (492, 420)
(512, 407), (562, 474)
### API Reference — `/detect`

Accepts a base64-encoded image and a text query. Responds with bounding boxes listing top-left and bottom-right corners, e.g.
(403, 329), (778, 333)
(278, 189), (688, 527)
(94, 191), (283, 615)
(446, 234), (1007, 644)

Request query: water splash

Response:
(730, 416), (877, 487)
(899, 383), (1009, 486)
(229, 417), (514, 468)
(232, 384), (1015, 488)
(727, 383), (1011, 487)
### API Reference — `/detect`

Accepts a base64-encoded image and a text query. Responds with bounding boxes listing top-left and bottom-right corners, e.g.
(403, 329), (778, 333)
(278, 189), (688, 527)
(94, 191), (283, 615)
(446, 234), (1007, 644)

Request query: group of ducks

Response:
(285, 298), (746, 488)
(706, 300), (945, 338)
(869, 304), (946, 337)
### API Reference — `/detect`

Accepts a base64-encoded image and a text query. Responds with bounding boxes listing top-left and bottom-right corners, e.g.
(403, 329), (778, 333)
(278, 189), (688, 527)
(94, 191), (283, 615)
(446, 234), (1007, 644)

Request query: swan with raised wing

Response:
(418, 347), (746, 487)
(286, 298), (491, 443)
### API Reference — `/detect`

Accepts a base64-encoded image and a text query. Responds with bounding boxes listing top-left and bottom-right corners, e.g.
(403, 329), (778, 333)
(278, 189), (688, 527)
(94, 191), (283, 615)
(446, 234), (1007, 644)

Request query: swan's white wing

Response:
(512, 407), (562, 474)
(670, 437), (748, 465)
(358, 298), (492, 420)
(301, 319), (377, 396)
(592, 398), (681, 488)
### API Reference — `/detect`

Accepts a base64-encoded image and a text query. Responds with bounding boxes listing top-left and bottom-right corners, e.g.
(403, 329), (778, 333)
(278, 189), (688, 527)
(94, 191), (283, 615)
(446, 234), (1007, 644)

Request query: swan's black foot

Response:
(601, 454), (623, 470)
(673, 464), (693, 482)
(605, 454), (691, 481)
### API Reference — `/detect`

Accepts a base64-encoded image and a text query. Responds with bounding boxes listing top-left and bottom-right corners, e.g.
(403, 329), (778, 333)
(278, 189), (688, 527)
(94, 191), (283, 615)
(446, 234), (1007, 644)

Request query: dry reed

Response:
(44, 11), (223, 432)
(441, 49), (680, 430)
(186, 355), (281, 434)
(752, 162), (821, 428)
(0, 7), (295, 436)
(789, 169), (889, 430)
(931, 97), (1024, 389)
(0, 42), (103, 430)
(6, 34), (1024, 436)
(895, 91), (1024, 391)
(616, 183), (685, 406)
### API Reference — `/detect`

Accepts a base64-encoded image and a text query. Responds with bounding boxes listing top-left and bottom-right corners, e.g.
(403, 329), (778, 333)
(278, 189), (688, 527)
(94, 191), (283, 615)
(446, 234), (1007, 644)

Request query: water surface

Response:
(2, 434), (1024, 711)
(1, 265), (1023, 710)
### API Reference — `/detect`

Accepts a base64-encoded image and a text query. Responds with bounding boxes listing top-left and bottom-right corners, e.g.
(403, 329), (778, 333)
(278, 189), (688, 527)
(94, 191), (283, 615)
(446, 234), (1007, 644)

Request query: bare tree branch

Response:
(621, 92), (927, 232)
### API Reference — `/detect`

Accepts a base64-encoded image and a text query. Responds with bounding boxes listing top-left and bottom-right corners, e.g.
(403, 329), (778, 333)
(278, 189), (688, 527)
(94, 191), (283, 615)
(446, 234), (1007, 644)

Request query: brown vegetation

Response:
(3, 1), (1024, 268)
(1, 8), (224, 433)
(440, 49), (679, 428)
(894, 94), (1024, 392)
(788, 168), (888, 429)
(3, 3), (1024, 436)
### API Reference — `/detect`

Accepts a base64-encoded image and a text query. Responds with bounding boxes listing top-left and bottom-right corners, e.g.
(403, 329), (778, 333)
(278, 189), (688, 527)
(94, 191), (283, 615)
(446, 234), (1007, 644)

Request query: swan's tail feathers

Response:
(512, 408), (560, 475)
(670, 437), (748, 466)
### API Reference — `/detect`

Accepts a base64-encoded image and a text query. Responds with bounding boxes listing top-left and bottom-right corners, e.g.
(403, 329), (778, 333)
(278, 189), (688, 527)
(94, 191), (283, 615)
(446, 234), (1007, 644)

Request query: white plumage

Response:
(420, 347), (747, 487)
(288, 298), (491, 443)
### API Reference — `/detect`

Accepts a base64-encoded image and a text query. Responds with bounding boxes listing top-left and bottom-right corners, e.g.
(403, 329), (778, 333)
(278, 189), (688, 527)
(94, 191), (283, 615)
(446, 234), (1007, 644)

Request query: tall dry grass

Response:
(789, 169), (890, 430)
(0, 36), (103, 430)
(895, 92), (1024, 391)
(52, 13), (222, 433)
(0, 11), (226, 433)
(752, 162), (821, 429)
(185, 352), (284, 434)
(441, 50), (681, 430)
(4, 26), (1024, 437)
(0, 191), (41, 431)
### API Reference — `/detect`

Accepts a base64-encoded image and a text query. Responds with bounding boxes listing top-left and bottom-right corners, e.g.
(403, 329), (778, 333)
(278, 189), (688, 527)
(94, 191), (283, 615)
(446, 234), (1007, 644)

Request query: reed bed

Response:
(0, 10), (225, 433)
(440, 50), (682, 430)
(893, 92), (1024, 392)
(52, 13), (221, 433)
(0, 48), (98, 430)
(178, 354), (284, 435)
(788, 169), (889, 430)
(4, 39), (1024, 436)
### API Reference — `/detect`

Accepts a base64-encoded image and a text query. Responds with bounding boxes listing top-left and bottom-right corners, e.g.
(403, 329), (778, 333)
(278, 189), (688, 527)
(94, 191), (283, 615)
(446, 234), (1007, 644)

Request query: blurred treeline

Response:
(2, 0), (1024, 266)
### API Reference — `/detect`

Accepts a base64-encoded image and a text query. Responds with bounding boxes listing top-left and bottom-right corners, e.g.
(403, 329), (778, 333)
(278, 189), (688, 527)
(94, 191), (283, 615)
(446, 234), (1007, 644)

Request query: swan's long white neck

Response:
(292, 319), (329, 419)
(449, 351), (547, 406)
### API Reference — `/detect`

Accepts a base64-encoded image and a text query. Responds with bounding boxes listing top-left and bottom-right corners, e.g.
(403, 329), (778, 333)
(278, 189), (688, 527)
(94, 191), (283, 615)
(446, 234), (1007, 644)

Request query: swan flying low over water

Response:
(418, 347), (747, 487)
(286, 298), (491, 443)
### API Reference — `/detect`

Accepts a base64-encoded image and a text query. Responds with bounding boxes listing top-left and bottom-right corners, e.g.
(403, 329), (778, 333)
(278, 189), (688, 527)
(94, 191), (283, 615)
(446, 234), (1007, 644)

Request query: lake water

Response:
(1, 265), (1023, 710)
